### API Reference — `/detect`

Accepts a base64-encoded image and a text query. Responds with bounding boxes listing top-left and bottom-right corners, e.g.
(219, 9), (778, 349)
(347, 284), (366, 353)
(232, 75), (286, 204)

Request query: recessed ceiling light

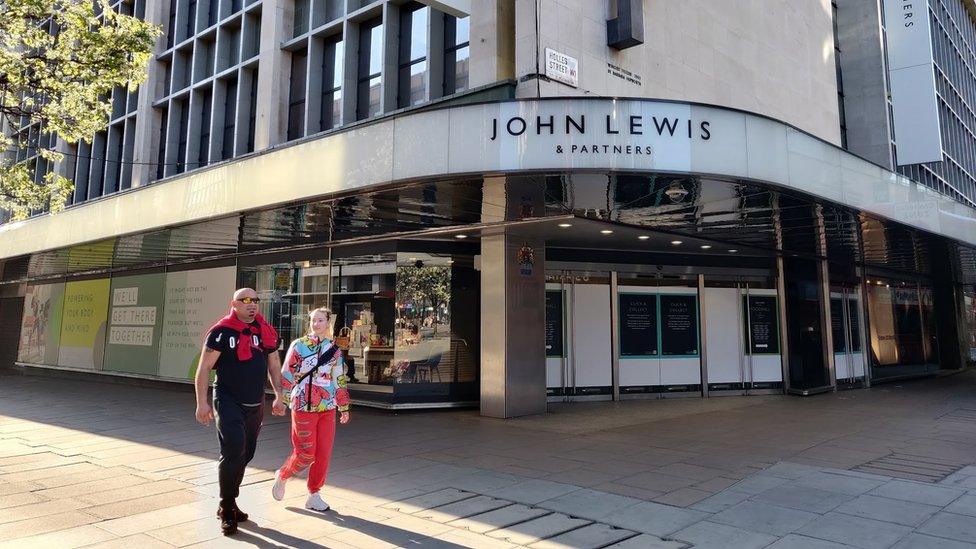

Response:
(600, 229), (614, 234)
(728, 249), (738, 253)
(671, 240), (683, 245)
(700, 245), (712, 249)
(638, 235), (650, 240)
(455, 234), (467, 239)
(558, 223), (572, 228)
(409, 257), (417, 261)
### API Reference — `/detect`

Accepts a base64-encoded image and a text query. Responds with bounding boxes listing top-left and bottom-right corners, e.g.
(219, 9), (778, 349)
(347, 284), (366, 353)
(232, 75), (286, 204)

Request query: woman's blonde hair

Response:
(307, 306), (336, 338)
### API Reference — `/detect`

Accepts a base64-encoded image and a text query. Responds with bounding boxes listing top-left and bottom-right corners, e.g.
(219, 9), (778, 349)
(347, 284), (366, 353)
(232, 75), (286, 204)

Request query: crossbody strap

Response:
(294, 343), (340, 411)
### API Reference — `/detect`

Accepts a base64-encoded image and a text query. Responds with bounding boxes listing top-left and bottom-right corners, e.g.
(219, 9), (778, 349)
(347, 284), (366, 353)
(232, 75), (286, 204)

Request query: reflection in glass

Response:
(357, 19), (383, 120)
(367, 76), (381, 117)
(391, 254), (451, 383)
(320, 38), (343, 130)
(443, 15), (469, 95)
(398, 6), (428, 108)
(866, 279), (939, 379)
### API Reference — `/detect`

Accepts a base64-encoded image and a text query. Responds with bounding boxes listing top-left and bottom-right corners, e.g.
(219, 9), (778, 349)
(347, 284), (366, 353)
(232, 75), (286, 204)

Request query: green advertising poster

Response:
(103, 273), (166, 376)
(58, 278), (110, 370)
(18, 282), (65, 365)
(158, 266), (236, 379)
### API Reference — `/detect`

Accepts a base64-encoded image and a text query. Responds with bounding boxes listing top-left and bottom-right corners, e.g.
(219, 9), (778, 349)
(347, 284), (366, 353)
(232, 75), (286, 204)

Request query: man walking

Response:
(194, 288), (285, 535)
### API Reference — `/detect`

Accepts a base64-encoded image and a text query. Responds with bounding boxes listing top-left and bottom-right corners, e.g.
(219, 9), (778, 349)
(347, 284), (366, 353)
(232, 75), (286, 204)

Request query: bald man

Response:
(195, 288), (285, 536)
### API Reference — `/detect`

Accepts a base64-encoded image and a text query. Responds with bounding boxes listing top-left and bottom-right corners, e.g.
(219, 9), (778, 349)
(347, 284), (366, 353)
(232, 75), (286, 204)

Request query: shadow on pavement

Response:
(286, 506), (467, 548)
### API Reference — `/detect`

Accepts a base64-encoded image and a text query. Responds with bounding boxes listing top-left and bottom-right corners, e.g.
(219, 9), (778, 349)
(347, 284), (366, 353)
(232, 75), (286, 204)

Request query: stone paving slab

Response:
(868, 479), (967, 507)
(447, 503), (550, 533)
(892, 532), (976, 548)
(604, 533), (690, 548)
(916, 511), (976, 544)
(0, 524), (116, 549)
(671, 520), (778, 549)
(3, 374), (976, 547)
(794, 512), (914, 549)
(381, 488), (476, 514)
(0, 510), (100, 542)
(528, 522), (637, 549)
(535, 487), (643, 521)
(945, 494), (976, 517)
(765, 533), (858, 548)
(603, 500), (709, 536)
(484, 478), (581, 504)
(414, 495), (512, 523)
(709, 500), (819, 536)
(834, 494), (941, 527)
(751, 485), (854, 514)
(485, 512), (591, 545)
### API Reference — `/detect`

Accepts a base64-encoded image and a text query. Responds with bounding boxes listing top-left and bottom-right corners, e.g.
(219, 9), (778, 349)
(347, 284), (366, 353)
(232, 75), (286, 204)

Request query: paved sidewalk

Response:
(1, 372), (976, 548)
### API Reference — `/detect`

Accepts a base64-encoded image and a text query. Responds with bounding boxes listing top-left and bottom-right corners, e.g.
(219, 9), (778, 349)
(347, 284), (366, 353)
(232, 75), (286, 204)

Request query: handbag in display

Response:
(335, 326), (352, 350)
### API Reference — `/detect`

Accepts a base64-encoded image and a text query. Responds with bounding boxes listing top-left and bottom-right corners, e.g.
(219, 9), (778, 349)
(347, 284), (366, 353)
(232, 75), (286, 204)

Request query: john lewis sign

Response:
(487, 104), (712, 161)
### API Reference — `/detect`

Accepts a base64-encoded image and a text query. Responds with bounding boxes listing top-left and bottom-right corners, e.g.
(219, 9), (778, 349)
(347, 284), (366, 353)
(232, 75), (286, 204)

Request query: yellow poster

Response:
(58, 278), (110, 370)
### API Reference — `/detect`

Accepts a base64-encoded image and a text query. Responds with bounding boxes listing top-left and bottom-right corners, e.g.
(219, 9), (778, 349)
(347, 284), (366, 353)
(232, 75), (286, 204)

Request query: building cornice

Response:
(2, 98), (976, 261)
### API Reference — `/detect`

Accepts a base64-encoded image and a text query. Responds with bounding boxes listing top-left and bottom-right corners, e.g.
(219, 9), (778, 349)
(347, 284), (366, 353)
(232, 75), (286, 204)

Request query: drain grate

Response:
(853, 453), (969, 483)
(381, 488), (689, 548)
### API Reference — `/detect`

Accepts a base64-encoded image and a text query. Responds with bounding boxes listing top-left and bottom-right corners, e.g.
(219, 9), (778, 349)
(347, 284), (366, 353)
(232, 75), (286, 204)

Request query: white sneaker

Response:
(271, 469), (287, 501)
(305, 492), (330, 512)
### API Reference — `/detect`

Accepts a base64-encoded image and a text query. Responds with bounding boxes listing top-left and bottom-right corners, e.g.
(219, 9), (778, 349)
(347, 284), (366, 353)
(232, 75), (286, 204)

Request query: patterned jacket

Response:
(280, 335), (351, 412)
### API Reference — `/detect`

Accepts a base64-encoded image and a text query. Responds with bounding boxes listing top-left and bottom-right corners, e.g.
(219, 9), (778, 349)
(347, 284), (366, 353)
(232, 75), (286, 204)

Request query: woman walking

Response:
(272, 307), (351, 511)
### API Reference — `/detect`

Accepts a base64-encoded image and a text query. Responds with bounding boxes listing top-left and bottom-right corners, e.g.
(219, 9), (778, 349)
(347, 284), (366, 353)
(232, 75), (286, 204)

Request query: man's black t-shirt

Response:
(206, 323), (278, 405)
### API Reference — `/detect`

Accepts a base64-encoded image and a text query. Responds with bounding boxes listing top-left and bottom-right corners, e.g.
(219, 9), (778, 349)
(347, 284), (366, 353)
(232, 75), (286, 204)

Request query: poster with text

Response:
(158, 266), (236, 379)
(103, 273), (166, 376)
(619, 293), (659, 357)
(58, 278), (110, 369)
(17, 282), (65, 365)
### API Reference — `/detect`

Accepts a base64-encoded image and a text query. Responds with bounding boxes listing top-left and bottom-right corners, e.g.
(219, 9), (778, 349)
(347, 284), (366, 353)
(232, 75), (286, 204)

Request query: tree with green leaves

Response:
(396, 265), (451, 320)
(0, 0), (159, 220)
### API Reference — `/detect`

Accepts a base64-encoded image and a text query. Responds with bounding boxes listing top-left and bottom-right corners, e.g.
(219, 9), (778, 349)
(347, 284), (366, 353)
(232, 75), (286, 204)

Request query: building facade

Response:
(2, 0), (976, 417)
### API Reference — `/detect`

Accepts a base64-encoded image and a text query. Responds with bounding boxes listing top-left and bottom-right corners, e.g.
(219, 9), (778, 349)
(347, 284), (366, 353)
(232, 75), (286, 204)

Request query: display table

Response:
(363, 346), (394, 383)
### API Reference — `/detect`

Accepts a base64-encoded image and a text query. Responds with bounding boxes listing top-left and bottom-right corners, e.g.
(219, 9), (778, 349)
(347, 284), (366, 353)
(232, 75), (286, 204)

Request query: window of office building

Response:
(357, 18), (383, 120)
(321, 38), (344, 130)
(220, 76), (238, 160)
(443, 14), (469, 96)
(287, 49), (309, 141)
(398, 4), (428, 108)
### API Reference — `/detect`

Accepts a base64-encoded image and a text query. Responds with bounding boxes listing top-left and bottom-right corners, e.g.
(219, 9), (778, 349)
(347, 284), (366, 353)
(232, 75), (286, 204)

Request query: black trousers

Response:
(214, 398), (264, 506)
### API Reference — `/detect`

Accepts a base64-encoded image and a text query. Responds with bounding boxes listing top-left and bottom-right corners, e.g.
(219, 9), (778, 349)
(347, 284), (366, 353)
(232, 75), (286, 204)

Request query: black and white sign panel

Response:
(660, 295), (698, 356)
(619, 293), (658, 357)
(744, 295), (779, 355)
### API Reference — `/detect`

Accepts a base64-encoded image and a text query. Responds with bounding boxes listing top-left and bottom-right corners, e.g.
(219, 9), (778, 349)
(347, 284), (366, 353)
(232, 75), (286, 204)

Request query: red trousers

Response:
(278, 409), (336, 493)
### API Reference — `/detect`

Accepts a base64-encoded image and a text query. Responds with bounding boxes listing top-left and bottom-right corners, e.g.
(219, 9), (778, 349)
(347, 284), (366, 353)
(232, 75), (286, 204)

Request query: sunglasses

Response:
(237, 297), (261, 304)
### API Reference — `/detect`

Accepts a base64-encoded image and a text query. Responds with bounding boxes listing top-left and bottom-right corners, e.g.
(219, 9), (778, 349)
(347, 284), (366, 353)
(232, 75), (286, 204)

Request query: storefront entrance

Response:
(544, 264), (783, 402)
(702, 278), (783, 394)
(830, 286), (866, 386)
(545, 272), (613, 400)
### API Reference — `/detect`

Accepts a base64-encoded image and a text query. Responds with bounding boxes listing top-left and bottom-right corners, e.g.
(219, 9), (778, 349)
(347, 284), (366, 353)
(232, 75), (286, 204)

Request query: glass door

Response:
(830, 286), (866, 386)
(617, 273), (700, 396)
(545, 270), (613, 401)
(703, 277), (782, 395)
